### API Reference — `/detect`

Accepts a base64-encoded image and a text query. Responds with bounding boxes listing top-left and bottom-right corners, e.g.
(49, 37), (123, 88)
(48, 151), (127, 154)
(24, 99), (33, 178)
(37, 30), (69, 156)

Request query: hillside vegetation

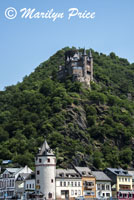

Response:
(0, 47), (134, 170)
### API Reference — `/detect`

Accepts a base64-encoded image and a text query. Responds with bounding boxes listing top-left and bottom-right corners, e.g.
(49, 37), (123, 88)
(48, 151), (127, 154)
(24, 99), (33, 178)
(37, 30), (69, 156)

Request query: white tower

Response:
(35, 140), (56, 200)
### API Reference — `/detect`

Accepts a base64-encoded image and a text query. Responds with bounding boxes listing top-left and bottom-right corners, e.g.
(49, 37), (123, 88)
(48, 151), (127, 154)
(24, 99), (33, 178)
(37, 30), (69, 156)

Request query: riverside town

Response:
(0, 139), (134, 200)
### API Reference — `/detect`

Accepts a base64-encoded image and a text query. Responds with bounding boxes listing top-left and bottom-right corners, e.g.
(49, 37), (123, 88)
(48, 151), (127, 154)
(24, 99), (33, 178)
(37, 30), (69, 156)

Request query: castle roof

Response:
(38, 140), (54, 156)
(89, 50), (92, 58)
(83, 48), (87, 56)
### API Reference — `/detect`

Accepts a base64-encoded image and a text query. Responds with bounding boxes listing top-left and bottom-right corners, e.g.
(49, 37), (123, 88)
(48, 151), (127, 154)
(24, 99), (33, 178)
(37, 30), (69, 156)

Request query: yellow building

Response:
(104, 168), (132, 198)
(74, 167), (96, 199)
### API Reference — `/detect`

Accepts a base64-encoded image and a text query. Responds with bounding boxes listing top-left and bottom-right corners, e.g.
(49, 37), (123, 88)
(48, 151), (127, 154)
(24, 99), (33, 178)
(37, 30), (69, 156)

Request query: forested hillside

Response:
(0, 47), (134, 170)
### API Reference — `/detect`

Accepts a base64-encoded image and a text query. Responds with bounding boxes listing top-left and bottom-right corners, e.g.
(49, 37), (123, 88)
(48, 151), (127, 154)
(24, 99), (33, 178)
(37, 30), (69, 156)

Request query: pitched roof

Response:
(38, 140), (54, 156)
(16, 173), (30, 181)
(74, 166), (93, 177)
(106, 168), (132, 177)
(92, 171), (111, 181)
(56, 169), (80, 178)
(6, 168), (22, 174)
(128, 171), (134, 179)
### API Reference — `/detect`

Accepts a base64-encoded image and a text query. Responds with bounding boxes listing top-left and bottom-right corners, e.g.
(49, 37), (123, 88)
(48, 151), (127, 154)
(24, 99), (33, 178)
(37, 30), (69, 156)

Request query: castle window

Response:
(47, 158), (50, 163)
(87, 71), (91, 75)
(39, 158), (42, 163)
(37, 170), (40, 175)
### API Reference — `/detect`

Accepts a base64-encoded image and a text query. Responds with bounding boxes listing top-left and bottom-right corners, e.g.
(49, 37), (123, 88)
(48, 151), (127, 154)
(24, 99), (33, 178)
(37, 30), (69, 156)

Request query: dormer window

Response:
(39, 158), (42, 163)
(82, 171), (86, 175)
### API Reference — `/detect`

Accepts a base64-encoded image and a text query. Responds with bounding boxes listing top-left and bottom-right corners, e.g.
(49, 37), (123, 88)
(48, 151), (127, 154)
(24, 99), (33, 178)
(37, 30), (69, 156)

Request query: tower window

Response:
(51, 179), (53, 183)
(47, 158), (50, 163)
(39, 158), (42, 163)
(37, 170), (40, 175)
(48, 193), (52, 198)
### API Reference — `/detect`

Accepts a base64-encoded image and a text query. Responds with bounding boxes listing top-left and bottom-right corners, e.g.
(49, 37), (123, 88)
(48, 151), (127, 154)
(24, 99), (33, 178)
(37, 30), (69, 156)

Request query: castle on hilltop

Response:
(57, 49), (93, 87)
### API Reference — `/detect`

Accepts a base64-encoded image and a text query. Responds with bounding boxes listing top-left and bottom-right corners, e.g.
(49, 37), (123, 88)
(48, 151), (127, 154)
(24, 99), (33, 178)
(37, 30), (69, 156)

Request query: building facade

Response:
(0, 166), (32, 199)
(56, 169), (82, 200)
(58, 49), (93, 87)
(92, 171), (112, 198)
(104, 168), (132, 198)
(74, 167), (96, 199)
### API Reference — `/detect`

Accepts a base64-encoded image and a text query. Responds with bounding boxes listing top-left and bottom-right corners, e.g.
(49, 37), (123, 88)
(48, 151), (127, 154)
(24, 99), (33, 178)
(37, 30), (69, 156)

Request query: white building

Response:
(35, 140), (56, 200)
(24, 172), (35, 200)
(56, 169), (82, 200)
(92, 171), (112, 198)
(0, 166), (32, 199)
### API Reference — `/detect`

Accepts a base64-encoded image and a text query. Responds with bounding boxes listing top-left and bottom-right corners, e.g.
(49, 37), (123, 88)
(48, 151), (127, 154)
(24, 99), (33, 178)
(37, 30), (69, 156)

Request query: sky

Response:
(0, 0), (134, 90)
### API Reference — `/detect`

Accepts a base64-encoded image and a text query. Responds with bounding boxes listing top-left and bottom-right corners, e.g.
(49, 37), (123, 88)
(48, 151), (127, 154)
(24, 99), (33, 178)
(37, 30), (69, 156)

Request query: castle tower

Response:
(83, 48), (87, 77)
(35, 140), (56, 200)
(88, 50), (93, 81)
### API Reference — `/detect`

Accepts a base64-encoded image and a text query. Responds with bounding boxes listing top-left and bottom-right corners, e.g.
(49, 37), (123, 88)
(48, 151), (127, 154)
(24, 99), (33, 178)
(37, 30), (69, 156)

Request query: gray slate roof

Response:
(128, 171), (134, 179)
(38, 140), (54, 156)
(74, 166), (93, 177)
(92, 171), (111, 181)
(106, 168), (131, 177)
(16, 173), (31, 181)
(56, 169), (80, 178)
(6, 168), (22, 175)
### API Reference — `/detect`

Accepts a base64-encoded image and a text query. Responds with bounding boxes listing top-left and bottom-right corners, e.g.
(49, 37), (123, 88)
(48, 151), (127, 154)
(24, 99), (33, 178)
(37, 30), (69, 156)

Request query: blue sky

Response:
(0, 0), (134, 90)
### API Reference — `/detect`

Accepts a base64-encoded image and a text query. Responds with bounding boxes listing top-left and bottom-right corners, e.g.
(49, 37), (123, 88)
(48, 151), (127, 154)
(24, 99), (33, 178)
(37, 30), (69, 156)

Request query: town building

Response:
(92, 171), (112, 198)
(57, 49), (93, 87)
(56, 169), (82, 200)
(0, 166), (33, 199)
(24, 172), (35, 200)
(128, 171), (134, 191)
(104, 168), (132, 198)
(74, 167), (96, 199)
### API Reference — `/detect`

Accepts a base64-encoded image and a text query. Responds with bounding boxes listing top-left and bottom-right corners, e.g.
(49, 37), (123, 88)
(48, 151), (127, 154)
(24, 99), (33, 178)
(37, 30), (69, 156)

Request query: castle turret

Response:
(88, 49), (93, 81)
(83, 48), (87, 77)
(35, 140), (56, 200)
